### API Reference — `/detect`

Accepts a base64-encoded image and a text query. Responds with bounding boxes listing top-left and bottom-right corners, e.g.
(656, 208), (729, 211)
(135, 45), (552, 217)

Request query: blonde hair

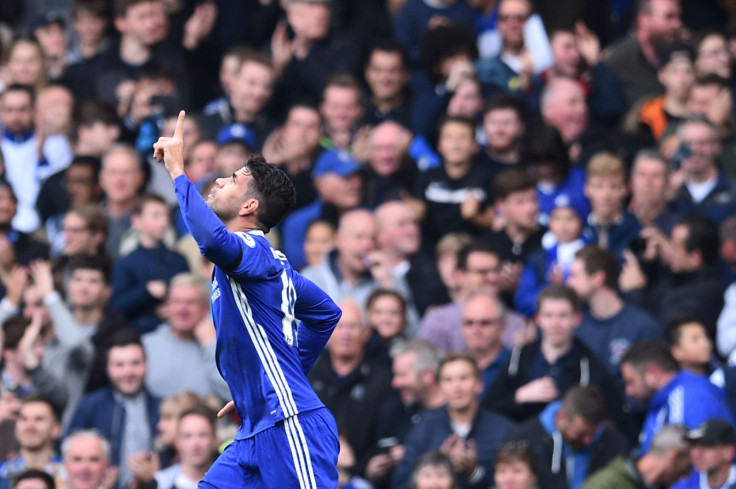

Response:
(586, 152), (626, 180)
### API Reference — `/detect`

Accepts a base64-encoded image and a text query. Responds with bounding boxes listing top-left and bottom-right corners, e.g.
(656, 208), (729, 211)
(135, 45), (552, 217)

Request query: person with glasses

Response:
(461, 291), (511, 396)
(418, 241), (526, 353)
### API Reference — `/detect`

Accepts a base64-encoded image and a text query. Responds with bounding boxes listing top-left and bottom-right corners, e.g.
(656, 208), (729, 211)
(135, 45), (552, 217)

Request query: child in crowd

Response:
(583, 152), (642, 257)
(412, 115), (495, 247)
(493, 442), (539, 489)
(514, 200), (587, 317)
(667, 316), (715, 376)
(110, 194), (189, 334)
(521, 124), (589, 227)
(483, 168), (544, 301)
(638, 43), (695, 144)
(303, 219), (336, 269)
(410, 451), (457, 489)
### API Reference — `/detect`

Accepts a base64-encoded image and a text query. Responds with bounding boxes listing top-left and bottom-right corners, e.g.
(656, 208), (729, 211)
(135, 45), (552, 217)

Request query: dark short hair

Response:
(419, 24), (478, 78)
(483, 92), (526, 120)
(456, 241), (499, 271)
(68, 253), (113, 284)
(437, 115), (475, 138)
(74, 100), (118, 132)
(675, 215), (720, 266)
(621, 339), (679, 373)
(2, 83), (35, 105)
(68, 203), (109, 238)
(366, 39), (409, 70)
(494, 442), (537, 476)
(20, 393), (61, 424)
(245, 154), (296, 231)
(114, 0), (162, 18)
(105, 328), (144, 359)
(494, 168), (537, 200)
(521, 123), (571, 176)
(72, 0), (109, 19)
(666, 315), (707, 346)
(536, 284), (581, 313)
(2, 315), (32, 351)
(562, 385), (607, 425)
(132, 192), (168, 216)
(11, 469), (55, 489)
(68, 155), (102, 183)
(410, 451), (456, 489)
(574, 245), (619, 290)
(366, 288), (407, 316)
(437, 352), (481, 381)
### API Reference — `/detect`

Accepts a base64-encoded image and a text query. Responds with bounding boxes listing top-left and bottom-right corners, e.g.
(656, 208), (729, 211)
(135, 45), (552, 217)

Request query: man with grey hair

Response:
(62, 429), (115, 489)
(363, 338), (445, 486)
(581, 424), (691, 489)
(461, 291), (510, 397)
(141, 272), (230, 400)
(671, 115), (736, 225)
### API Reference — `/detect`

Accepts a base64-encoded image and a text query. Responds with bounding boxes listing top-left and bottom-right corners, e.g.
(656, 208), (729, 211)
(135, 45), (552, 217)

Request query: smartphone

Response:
(377, 437), (399, 454)
(670, 142), (692, 170)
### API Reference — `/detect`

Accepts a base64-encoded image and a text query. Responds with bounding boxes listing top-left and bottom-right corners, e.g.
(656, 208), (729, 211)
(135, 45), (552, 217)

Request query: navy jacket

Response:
(392, 406), (514, 489)
(66, 387), (160, 467)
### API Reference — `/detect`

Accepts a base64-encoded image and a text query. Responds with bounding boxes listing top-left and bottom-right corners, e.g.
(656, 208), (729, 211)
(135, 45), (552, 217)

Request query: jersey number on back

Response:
(280, 270), (297, 346)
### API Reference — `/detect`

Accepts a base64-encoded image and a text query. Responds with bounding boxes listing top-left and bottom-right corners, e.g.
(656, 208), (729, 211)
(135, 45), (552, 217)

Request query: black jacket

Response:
(308, 352), (396, 476)
(482, 338), (636, 439)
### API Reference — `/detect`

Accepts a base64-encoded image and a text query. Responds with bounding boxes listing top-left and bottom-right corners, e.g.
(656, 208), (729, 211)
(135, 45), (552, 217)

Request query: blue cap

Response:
(550, 193), (587, 223)
(216, 124), (256, 150)
(312, 149), (361, 178)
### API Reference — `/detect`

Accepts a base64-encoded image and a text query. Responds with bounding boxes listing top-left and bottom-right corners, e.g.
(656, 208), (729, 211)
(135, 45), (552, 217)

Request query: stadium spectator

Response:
(309, 300), (395, 479)
(567, 245), (662, 384)
(580, 424), (691, 489)
(67, 330), (160, 488)
(504, 385), (628, 489)
(603, 0), (683, 107)
(392, 353), (514, 489)
(281, 149), (363, 270)
(141, 273), (229, 400)
(619, 339), (733, 453)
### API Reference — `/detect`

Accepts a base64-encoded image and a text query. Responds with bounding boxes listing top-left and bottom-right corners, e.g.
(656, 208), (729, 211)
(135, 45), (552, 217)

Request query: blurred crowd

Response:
(3, 0), (736, 488)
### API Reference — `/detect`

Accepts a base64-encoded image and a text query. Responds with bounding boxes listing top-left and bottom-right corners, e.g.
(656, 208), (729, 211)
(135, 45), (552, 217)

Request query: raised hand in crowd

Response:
(182, 1), (217, 50)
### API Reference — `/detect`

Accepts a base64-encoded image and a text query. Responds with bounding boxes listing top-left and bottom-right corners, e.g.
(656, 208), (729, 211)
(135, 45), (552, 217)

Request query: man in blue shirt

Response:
(153, 111), (342, 489)
(620, 339), (734, 454)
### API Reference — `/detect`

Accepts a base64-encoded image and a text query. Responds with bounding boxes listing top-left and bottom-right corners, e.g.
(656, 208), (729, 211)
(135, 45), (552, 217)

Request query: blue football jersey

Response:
(174, 176), (341, 439)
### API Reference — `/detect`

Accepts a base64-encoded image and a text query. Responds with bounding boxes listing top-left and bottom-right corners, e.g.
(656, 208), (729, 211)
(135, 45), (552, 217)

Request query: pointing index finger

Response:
(173, 110), (186, 139)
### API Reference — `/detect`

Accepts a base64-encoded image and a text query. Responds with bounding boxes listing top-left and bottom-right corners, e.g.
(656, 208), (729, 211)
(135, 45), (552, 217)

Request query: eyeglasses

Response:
(499, 13), (528, 22)
(466, 267), (500, 276)
(462, 318), (504, 327)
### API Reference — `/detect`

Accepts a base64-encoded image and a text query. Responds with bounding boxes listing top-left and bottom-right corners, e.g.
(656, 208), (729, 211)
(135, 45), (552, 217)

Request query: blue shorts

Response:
(199, 408), (339, 489)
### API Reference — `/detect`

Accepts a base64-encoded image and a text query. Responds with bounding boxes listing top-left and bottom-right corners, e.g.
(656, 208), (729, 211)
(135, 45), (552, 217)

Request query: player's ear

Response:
(240, 198), (260, 217)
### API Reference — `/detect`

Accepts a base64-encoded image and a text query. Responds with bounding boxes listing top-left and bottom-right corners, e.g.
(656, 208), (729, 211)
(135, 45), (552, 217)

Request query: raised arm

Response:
(154, 111), (243, 269)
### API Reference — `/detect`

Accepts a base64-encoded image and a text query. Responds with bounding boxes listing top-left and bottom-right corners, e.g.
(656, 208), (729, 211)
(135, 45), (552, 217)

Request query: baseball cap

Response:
(312, 149), (361, 178)
(216, 124), (256, 150)
(27, 11), (66, 34)
(686, 419), (736, 445)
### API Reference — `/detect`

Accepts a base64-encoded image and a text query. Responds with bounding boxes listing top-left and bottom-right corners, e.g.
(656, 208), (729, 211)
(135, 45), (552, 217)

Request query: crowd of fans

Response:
(4, 0), (736, 488)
